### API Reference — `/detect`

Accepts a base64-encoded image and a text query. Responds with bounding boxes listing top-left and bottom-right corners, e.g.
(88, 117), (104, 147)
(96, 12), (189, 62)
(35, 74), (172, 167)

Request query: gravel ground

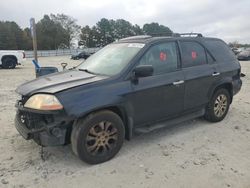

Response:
(0, 56), (249, 188)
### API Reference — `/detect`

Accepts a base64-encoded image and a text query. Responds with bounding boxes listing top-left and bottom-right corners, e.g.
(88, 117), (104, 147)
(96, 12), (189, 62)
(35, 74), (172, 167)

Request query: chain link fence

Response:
(25, 48), (100, 58)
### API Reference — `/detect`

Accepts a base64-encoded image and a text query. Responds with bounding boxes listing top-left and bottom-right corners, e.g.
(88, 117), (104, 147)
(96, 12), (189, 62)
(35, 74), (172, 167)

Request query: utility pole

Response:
(30, 18), (38, 62)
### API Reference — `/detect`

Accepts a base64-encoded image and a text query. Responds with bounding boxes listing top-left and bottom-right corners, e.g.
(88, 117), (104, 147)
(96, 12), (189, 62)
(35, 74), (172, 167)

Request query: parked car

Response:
(71, 51), (93, 60)
(237, 48), (250, 60)
(0, 50), (25, 69)
(231, 47), (241, 55)
(15, 34), (242, 164)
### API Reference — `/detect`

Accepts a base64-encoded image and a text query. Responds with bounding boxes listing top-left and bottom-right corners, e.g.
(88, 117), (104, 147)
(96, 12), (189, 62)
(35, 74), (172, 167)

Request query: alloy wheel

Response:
(214, 94), (228, 117)
(85, 121), (118, 156)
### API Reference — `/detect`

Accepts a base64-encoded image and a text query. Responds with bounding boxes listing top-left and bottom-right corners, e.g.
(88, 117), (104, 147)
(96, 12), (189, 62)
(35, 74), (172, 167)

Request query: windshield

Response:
(77, 43), (144, 76)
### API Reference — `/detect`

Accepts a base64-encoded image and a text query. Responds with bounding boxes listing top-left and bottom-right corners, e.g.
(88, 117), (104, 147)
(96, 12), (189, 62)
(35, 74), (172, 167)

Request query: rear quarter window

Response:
(204, 39), (237, 62)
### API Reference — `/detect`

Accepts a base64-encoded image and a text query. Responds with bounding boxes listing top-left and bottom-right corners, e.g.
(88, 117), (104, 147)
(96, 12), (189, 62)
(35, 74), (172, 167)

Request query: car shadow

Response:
(38, 117), (210, 168)
(0, 66), (23, 70)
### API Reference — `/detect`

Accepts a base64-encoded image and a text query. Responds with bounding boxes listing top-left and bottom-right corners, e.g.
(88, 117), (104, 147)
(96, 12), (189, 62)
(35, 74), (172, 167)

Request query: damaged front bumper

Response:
(15, 101), (73, 146)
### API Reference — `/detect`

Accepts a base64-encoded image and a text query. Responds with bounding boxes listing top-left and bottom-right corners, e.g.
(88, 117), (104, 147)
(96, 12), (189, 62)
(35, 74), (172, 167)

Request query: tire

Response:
(2, 57), (17, 69)
(204, 88), (231, 122)
(71, 110), (125, 164)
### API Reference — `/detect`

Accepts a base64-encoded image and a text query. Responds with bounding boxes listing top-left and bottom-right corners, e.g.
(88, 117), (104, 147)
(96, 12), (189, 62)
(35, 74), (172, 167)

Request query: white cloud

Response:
(0, 0), (249, 43)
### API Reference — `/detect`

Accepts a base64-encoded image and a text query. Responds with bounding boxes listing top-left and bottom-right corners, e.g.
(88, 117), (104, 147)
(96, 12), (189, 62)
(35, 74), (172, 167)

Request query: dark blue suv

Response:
(15, 34), (242, 164)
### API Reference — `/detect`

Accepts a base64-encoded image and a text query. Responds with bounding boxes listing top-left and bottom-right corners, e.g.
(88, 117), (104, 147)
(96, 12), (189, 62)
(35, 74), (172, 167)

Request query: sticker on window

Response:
(128, 43), (145, 48)
(191, 51), (197, 59)
(160, 52), (167, 61)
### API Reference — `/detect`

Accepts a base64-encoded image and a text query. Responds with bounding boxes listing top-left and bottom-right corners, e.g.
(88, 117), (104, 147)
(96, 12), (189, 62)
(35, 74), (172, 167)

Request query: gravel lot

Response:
(0, 56), (249, 188)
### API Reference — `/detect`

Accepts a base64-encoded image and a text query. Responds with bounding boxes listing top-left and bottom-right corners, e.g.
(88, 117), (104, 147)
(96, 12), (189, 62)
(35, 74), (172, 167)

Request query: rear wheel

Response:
(71, 110), (125, 164)
(205, 88), (230, 122)
(2, 57), (17, 69)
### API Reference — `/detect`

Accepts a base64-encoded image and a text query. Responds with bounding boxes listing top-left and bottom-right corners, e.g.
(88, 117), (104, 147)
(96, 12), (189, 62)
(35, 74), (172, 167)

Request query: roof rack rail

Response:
(149, 32), (172, 37)
(173, 33), (203, 37)
(119, 35), (152, 41)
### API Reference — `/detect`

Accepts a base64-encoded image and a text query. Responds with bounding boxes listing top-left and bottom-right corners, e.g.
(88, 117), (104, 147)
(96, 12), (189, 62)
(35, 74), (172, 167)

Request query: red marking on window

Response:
(160, 52), (167, 61)
(192, 51), (197, 59)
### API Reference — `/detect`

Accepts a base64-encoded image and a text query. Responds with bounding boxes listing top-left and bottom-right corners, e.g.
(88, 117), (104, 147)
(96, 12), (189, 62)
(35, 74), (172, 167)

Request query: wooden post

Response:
(30, 18), (38, 62)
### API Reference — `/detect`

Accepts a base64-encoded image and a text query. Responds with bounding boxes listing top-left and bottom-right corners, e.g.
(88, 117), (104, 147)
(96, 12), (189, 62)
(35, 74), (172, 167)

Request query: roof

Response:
(116, 34), (220, 44)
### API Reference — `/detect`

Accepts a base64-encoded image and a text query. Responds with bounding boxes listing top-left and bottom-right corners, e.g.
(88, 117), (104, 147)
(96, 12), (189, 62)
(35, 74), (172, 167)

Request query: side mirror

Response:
(133, 65), (153, 78)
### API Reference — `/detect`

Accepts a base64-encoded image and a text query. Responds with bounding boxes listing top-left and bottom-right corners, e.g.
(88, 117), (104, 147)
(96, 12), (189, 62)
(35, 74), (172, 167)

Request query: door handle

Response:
(173, 80), (184, 85)
(212, 72), (220, 76)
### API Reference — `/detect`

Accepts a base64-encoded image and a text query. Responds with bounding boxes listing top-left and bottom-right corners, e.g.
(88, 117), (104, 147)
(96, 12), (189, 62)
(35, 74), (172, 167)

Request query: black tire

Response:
(2, 57), (17, 69)
(204, 88), (231, 122)
(71, 110), (125, 164)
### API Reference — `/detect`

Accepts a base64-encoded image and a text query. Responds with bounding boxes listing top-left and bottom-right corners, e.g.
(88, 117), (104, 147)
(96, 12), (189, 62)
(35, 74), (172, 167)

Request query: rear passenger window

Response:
(180, 41), (207, 68)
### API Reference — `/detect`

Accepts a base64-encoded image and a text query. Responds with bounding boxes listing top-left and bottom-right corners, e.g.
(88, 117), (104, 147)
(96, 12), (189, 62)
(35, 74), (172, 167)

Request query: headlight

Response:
(24, 94), (63, 110)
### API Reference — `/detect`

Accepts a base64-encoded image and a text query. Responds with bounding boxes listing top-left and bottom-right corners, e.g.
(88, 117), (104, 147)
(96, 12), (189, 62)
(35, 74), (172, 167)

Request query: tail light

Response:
(22, 52), (26, 59)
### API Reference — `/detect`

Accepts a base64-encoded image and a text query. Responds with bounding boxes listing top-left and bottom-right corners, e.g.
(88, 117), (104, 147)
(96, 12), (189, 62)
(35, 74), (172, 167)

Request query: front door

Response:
(128, 41), (185, 126)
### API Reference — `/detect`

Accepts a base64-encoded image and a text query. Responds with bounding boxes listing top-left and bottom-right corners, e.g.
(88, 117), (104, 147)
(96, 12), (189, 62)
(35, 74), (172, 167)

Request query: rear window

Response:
(205, 39), (236, 62)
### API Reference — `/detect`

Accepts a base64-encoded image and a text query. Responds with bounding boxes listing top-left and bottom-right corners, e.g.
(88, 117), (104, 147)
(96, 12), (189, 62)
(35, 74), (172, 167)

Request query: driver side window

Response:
(138, 42), (178, 75)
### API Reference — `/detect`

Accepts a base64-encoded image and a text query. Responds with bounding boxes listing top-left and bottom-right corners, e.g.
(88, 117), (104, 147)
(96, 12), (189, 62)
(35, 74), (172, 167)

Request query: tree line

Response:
(228, 41), (250, 48)
(79, 18), (173, 47)
(0, 14), (173, 50)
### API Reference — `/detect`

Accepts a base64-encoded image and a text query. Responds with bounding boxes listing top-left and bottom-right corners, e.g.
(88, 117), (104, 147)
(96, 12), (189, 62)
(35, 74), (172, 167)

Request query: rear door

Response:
(129, 41), (185, 126)
(179, 40), (219, 111)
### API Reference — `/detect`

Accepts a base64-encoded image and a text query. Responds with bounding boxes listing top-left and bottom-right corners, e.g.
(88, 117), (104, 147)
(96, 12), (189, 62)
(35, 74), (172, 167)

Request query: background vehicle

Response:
(231, 47), (241, 55)
(71, 51), (93, 60)
(15, 34), (242, 164)
(237, 48), (250, 60)
(0, 50), (25, 69)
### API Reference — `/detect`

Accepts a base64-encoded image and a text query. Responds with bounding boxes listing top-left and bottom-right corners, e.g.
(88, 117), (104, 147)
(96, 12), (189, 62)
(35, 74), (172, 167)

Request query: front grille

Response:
(17, 110), (54, 130)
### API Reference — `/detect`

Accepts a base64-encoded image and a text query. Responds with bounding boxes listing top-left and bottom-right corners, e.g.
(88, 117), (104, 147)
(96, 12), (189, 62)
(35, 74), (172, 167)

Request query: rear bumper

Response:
(232, 78), (242, 95)
(15, 108), (73, 146)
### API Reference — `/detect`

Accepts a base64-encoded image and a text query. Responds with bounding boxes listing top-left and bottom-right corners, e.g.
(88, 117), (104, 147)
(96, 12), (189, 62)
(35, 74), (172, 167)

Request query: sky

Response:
(0, 0), (250, 43)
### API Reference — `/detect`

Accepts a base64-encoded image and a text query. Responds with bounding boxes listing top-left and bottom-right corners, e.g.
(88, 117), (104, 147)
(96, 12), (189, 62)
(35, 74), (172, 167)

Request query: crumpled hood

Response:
(16, 70), (108, 96)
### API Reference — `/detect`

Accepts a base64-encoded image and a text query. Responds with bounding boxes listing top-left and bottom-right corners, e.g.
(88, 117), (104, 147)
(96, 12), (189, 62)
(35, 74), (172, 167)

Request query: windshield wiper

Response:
(78, 68), (96, 75)
(78, 68), (109, 76)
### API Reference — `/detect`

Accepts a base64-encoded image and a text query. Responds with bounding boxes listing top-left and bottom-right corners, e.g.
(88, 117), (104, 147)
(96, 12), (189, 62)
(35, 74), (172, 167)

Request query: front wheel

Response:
(71, 110), (125, 164)
(204, 88), (231, 122)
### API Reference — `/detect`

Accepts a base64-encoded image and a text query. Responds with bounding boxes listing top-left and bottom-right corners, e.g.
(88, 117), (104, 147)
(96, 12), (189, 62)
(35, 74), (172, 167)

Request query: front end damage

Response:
(15, 96), (73, 146)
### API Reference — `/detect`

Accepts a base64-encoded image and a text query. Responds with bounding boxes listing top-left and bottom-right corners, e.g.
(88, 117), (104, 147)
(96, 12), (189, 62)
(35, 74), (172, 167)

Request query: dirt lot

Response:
(0, 56), (249, 188)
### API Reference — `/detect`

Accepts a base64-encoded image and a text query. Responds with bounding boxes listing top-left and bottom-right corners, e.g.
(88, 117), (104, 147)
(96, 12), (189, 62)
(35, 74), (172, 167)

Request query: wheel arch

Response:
(209, 81), (233, 103)
(1, 55), (18, 64)
(75, 105), (133, 141)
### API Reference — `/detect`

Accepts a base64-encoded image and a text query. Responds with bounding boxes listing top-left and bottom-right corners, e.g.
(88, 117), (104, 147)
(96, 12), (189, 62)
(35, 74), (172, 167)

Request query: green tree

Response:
(143, 22), (173, 36)
(0, 21), (30, 50)
(21, 28), (32, 50)
(50, 14), (81, 48)
(79, 18), (146, 48)
(79, 25), (99, 48)
(96, 18), (115, 46)
(133, 24), (144, 35)
(0, 21), (14, 49)
(114, 19), (139, 39)
(36, 15), (69, 50)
